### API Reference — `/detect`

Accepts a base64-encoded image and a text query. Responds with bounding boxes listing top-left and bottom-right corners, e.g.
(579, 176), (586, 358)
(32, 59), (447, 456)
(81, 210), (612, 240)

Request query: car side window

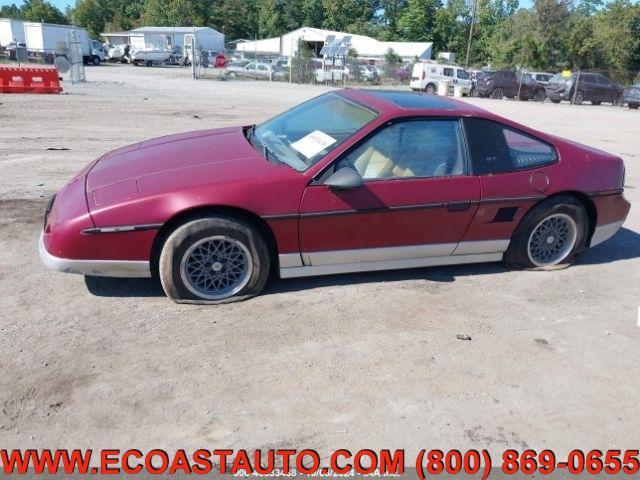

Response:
(457, 69), (469, 79)
(443, 68), (454, 77)
(463, 118), (557, 175)
(337, 119), (467, 180)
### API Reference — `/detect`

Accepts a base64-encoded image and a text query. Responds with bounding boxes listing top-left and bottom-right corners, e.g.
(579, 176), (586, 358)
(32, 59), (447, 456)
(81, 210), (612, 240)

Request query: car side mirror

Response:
(324, 167), (364, 190)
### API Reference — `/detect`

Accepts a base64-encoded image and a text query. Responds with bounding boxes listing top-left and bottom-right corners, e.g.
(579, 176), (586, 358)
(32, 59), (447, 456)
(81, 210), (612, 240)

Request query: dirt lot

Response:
(1, 64), (639, 459)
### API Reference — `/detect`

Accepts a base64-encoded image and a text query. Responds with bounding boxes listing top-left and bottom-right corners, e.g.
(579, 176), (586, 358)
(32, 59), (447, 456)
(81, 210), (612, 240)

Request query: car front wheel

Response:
(504, 196), (588, 269)
(159, 217), (270, 304)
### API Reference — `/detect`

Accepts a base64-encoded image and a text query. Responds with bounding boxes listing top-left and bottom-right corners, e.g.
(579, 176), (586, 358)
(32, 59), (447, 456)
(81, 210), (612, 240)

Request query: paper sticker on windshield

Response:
(291, 130), (337, 158)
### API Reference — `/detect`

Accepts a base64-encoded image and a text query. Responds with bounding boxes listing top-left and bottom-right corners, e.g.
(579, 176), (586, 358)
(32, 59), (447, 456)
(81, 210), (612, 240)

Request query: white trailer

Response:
(0, 18), (26, 48)
(23, 22), (106, 65)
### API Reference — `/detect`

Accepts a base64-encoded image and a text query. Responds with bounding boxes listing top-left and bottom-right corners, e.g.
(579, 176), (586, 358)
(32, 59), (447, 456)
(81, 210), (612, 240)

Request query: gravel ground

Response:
(1, 64), (639, 460)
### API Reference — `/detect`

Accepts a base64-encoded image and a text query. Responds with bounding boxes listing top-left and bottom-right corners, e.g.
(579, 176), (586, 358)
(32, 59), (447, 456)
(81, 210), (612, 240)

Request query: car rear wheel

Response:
(503, 196), (588, 269)
(630, 103), (640, 109)
(145, 60), (153, 67)
(573, 91), (585, 105)
(490, 88), (504, 99)
(159, 217), (270, 304)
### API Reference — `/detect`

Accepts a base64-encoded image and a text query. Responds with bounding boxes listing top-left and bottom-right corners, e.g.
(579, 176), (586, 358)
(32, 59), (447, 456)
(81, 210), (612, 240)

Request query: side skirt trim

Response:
(280, 252), (503, 279)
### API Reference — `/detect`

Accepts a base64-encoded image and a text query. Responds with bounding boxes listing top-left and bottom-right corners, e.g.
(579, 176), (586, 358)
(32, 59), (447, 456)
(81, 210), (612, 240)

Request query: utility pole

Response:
(465, 0), (478, 67)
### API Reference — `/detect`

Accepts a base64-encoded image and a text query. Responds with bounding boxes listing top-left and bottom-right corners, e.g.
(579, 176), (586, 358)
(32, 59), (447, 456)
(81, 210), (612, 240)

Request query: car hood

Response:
(85, 126), (270, 207)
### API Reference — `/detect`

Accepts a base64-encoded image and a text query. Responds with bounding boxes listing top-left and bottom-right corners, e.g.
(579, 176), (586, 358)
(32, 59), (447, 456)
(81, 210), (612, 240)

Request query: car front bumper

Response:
(39, 232), (151, 278)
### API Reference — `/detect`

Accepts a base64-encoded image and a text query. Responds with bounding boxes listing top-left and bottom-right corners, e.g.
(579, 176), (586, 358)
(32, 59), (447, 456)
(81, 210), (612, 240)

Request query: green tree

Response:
(71, 0), (108, 37)
(211, 0), (258, 39)
(431, 0), (470, 56)
(383, 47), (402, 77)
(322, 0), (377, 34)
(20, 0), (68, 24)
(397, 0), (442, 41)
(378, 0), (406, 39)
(141, 0), (209, 26)
(0, 3), (21, 18)
(301, 0), (325, 27)
(486, 8), (541, 68)
(257, 0), (286, 37)
(533, 0), (571, 68)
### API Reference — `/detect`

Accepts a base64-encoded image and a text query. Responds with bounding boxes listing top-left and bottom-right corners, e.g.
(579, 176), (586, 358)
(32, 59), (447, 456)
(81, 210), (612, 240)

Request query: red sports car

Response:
(40, 90), (630, 303)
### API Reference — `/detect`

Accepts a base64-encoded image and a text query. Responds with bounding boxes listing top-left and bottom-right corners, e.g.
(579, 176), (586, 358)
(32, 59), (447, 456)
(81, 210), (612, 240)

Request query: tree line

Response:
(2, 0), (639, 76)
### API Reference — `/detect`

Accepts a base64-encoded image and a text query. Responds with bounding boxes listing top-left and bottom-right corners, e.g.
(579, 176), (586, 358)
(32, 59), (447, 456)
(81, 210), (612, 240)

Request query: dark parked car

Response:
(620, 83), (640, 109)
(475, 71), (544, 100)
(545, 72), (623, 105)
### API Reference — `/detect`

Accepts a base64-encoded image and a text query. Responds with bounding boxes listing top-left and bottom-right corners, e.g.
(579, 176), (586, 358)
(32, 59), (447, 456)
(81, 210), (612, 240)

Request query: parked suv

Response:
(621, 83), (640, 109)
(545, 72), (623, 105)
(475, 70), (544, 100)
(530, 72), (554, 86)
(410, 63), (471, 94)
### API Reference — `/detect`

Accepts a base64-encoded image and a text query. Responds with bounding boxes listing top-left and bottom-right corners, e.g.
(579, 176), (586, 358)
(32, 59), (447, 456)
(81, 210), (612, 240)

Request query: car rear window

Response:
(463, 118), (557, 175)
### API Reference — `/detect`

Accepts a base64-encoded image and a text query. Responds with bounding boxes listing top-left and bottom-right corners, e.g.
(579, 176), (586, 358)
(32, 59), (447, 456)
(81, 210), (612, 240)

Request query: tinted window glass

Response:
(463, 118), (557, 174)
(457, 69), (469, 79)
(337, 119), (466, 180)
(443, 68), (454, 77)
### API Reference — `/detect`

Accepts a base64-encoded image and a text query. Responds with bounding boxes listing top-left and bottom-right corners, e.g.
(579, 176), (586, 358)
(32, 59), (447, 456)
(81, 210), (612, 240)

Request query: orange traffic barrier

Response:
(0, 66), (62, 94)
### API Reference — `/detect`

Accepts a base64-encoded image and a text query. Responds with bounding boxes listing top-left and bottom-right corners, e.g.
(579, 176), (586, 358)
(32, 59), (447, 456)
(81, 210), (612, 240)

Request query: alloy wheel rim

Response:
(180, 236), (253, 300)
(527, 213), (578, 267)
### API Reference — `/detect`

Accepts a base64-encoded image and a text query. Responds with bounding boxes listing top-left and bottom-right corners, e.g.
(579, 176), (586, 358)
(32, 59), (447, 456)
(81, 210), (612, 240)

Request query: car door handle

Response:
(446, 201), (472, 212)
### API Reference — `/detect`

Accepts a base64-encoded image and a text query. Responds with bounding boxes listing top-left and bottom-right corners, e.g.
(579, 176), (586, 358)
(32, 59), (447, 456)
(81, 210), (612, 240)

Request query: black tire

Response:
(145, 60), (153, 67)
(92, 56), (100, 66)
(629, 103), (640, 110)
(503, 195), (589, 270)
(159, 217), (270, 304)
(573, 91), (585, 105)
(550, 99), (561, 103)
(592, 100), (601, 105)
(490, 88), (504, 99)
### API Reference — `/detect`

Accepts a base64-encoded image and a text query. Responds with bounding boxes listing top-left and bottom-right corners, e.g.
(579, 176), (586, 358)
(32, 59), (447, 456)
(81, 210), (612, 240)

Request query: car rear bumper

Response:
(39, 233), (151, 278)
(546, 90), (571, 100)
(590, 220), (625, 247)
(589, 192), (631, 247)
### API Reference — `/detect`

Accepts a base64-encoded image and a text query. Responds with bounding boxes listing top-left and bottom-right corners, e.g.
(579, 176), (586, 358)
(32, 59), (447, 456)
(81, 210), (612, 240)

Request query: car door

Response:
(459, 117), (559, 246)
(298, 118), (481, 267)
(598, 75), (615, 102)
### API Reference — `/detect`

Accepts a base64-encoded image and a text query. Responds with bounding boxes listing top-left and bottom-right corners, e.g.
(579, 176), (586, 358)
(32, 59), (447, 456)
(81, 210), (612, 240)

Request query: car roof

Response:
(338, 89), (486, 116)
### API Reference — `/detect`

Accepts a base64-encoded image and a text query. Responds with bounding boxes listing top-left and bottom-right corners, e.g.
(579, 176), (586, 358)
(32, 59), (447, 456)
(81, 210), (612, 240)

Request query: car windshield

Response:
(249, 93), (378, 171)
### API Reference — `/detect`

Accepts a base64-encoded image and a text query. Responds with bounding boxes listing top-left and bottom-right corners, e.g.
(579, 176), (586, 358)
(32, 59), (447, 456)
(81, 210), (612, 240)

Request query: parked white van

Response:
(410, 63), (471, 94)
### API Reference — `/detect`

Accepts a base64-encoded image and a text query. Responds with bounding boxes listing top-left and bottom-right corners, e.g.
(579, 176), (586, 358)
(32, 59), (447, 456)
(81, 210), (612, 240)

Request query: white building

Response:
(101, 26), (224, 52)
(236, 27), (432, 61)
